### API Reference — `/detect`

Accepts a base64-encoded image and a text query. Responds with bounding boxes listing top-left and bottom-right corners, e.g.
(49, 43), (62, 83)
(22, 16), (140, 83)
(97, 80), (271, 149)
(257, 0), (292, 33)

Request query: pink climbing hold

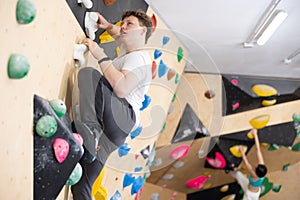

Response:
(169, 145), (190, 160)
(232, 101), (240, 110)
(231, 79), (238, 85)
(206, 152), (226, 169)
(73, 133), (83, 146)
(186, 175), (211, 189)
(53, 138), (69, 163)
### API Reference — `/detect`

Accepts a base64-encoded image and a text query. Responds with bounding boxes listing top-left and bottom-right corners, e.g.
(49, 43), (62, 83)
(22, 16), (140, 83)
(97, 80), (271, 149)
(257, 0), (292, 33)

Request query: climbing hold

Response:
(150, 193), (160, 200)
(53, 138), (69, 163)
(66, 163), (83, 185)
(252, 84), (277, 97)
(175, 73), (180, 84)
(110, 190), (122, 200)
(272, 185), (282, 193)
(152, 158), (162, 167)
(123, 173), (135, 189)
(220, 194), (235, 200)
(134, 167), (143, 172)
(154, 49), (162, 59)
(231, 101), (240, 110)
(140, 145), (150, 159)
(161, 122), (166, 132)
(282, 163), (290, 171)
(49, 99), (66, 118)
(262, 98), (277, 106)
(167, 68), (176, 80)
(130, 125), (143, 139)
(140, 94), (151, 111)
(291, 142), (300, 151)
(158, 60), (168, 78)
(204, 90), (215, 99)
(7, 54), (30, 79)
(185, 175), (211, 189)
(131, 176), (145, 195)
(172, 93), (177, 102)
(259, 177), (273, 197)
(177, 47), (184, 62)
(169, 145), (190, 160)
(162, 36), (170, 46)
(249, 114), (270, 129)
(205, 152), (226, 169)
(268, 144), (281, 151)
(203, 182), (212, 189)
(85, 12), (98, 40)
(162, 174), (174, 180)
(16, 0), (36, 24)
(151, 14), (157, 33)
(173, 161), (184, 169)
(74, 44), (88, 67)
(247, 130), (254, 139)
(35, 115), (57, 137)
(78, 0), (93, 9)
(103, 0), (117, 6)
(118, 143), (131, 157)
(229, 145), (247, 158)
(220, 184), (229, 192)
(152, 61), (157, 79)
(73, 133), (83, 146)
(231, 79), (238, 85)
(293, 113), (300, 122)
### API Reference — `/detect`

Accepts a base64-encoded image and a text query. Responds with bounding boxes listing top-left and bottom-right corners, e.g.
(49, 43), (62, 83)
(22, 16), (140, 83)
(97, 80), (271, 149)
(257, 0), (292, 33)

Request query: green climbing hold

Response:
(16, 0), (36, 24)
(282, 163), (290, 171)
(292, 113), (300, 122)
(259, 177), (273, 197)
(291, 142), (300, 152)
(272, 185), (282, 193)
(177, 47), (183, 62)
(161, 122), (166, 132)
(66, 163), (83, 185)
(35, 115), (57, 137)
(268, 144), (281, 151)
(7, 54), (30, 79)
(50, 99), (67, 118)
(171, 93), (176, 102)
(175, 73), (180, 84)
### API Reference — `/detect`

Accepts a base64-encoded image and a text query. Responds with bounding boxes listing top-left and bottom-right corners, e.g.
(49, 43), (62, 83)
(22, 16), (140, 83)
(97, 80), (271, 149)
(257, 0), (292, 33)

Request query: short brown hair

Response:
(122, 10), (153, 43)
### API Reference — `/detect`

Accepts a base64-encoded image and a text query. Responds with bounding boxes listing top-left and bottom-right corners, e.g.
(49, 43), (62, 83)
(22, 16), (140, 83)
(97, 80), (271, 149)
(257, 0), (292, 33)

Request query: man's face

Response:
(120, 16), (145, 43)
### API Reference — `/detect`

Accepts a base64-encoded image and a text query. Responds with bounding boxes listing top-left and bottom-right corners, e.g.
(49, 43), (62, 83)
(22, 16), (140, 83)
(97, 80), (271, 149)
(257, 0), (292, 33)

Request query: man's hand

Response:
(96, 13), (113, 30)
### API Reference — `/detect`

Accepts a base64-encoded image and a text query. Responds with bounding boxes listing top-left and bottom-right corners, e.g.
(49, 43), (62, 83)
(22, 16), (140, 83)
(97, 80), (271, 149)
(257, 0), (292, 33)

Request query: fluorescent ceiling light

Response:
(256, 10), (288, 46)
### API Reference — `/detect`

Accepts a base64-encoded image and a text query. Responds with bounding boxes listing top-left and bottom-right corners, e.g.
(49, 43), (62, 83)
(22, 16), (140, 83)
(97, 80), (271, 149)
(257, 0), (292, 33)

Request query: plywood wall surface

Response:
(0, 0), (85, 199)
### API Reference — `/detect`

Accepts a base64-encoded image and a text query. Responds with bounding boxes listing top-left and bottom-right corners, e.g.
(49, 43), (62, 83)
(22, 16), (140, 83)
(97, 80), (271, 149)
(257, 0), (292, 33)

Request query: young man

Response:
(231, 129), (268, 200)
(71, 10), (153, 200)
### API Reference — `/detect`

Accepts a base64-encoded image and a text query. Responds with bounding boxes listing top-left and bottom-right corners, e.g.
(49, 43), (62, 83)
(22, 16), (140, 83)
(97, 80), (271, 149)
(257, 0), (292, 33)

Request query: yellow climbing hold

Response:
(99, 21), (121, 44)
(261, 142), (269, 147)
(203, 182), (212, 189)
(92, 169), (107, 200)
(249, 114), (270, 129)
(252, 84), (277, 97)
(262, 99), (277, 106)
(229, 145), (247, 158)
(220, 194), (236, 200)
(247, 130), (254, 139)
(220, 185), (229, 192)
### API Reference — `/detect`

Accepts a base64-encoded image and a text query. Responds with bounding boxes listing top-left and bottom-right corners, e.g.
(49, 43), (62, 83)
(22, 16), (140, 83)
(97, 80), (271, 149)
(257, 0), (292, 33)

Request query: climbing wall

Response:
(144, 72), (300, 200)
(0, 0), (86, 199)
(87, 7), (188, 200)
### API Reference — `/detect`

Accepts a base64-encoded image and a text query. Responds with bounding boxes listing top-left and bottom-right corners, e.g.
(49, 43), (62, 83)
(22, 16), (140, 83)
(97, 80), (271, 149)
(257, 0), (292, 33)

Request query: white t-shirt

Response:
(112, 50), (152, 129)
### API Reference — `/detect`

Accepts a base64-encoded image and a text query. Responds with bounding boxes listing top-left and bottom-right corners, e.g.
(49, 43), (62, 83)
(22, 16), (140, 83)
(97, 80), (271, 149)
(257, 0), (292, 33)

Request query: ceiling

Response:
(146, 0), (300, 78)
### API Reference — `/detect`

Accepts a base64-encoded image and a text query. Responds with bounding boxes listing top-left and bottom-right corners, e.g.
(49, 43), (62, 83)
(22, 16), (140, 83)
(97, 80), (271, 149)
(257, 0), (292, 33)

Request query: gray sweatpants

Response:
(71, 67), (136, 200)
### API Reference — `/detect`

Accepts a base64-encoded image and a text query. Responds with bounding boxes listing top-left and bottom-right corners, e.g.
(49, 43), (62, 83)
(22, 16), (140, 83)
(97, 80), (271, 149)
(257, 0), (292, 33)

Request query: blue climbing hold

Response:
(134, 167), (143, 172)
(118, 143), (131, 157)
(154, 49), (162, 59)
(123, 173), (135, 189)
(162, 36), (170, 46)
(110, 190), (122, 200)
(140, 94), (151, 111)
(130, 125), (143, 139)
(131, 176), (145, 195)
(158, 60), (168, 78)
